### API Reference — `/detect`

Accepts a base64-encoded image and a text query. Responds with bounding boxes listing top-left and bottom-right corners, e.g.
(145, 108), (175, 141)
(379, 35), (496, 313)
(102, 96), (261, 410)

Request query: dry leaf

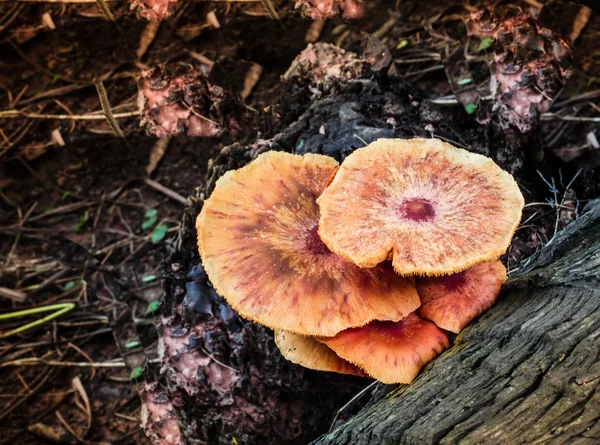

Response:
(241, 63), (263, 101)
(137, 21), (161, 60)
(146, 138), (171, 176)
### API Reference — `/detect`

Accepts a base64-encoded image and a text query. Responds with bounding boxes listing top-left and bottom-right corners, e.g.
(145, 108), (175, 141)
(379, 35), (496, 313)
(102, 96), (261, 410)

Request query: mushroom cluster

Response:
(196, 138), (524, 384)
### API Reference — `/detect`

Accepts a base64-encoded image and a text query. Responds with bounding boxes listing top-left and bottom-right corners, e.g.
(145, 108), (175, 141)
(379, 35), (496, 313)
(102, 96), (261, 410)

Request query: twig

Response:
(179, 101), (219, 126)
(144, 178), (188, 205)
(523, 202), (575, 210)
(0, 358), (159, 368)
(201, 347), (239, 373)
(186, 50), (215, 68)
(0, 109), (138, 120)
(94, 0), (116, 21)
(71, 376), (92, 437)
(329, 381), (377, 432)
(6, 201), (37, 265)
(260, 0), (279, 19)
(553, 89), (600, 108)
(56, 410), (84, 442)
(0, 287), (27, 302)
(541, 113), (600, 122)
(0, 369), (53, 422)
(0, 0), (116, 2)
(94, 81), (125, 138)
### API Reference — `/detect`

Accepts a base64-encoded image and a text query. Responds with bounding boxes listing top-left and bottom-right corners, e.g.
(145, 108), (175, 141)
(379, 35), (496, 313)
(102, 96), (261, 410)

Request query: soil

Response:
(0, 0), (598, 444)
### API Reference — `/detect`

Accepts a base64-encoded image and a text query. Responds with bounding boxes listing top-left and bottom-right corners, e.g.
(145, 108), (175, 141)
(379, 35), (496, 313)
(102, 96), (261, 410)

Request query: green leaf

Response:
(477, 37), (494, 52)
(141, 215), (157, 230)
(151, 224), (168, 244)
(73, 213), (90, 232)
(142, 274), (157, 283)
(125, 340), (140, 349)
(396, 39), (408, 50)
(141, 208), (158, 230)
(61, 191), (71, 200)
(456, 77), (473, 86)
(65, 280), (84, 291)
(52, 74), (62, 84)
(588, 77), (597, 87)
(130, 366), (144, 379)
(145, 300), (160, 314)
(464, 103), (477, 115)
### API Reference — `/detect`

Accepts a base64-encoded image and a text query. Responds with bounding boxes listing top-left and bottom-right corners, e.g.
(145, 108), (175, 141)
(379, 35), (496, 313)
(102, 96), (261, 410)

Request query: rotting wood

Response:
(313, 199), (600, 445)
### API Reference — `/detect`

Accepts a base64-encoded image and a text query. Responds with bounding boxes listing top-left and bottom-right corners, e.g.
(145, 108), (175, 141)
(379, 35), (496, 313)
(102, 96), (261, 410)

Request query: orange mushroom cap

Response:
(317, 138), (524, 276)
(319, 313), (449, 384)
(417, 261), (507, 333)
(197, 151), (420, 337)
(275, 330), (366, 377)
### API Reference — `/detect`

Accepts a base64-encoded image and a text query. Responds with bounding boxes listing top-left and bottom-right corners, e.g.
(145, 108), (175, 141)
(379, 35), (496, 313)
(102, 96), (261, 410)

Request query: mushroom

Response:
(417, 261), (507, 333)
(317, 138), (524, 276)
(197, 151), (420, 337)
(319, 313), (449, 384)
(275, 330), (366, 377)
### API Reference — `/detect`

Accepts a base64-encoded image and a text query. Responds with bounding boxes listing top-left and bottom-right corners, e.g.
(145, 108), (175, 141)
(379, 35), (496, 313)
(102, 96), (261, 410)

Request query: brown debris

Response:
(140, 381), (182, 445)
(295, 0), (364, 20)
(283, 43), (369, 96)
(131, 0), (178, 21)
(137, 64), (244, 138)
(468, 7), (573, 133)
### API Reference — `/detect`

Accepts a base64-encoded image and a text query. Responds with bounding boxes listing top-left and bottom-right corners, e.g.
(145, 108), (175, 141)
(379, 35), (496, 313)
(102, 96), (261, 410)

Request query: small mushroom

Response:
(417, 261), (507, 333)
(317, 138), (524, 276)
(319, 313), (449, 384)
(275, 330), (366, 377)
(197, 151), (420, 337)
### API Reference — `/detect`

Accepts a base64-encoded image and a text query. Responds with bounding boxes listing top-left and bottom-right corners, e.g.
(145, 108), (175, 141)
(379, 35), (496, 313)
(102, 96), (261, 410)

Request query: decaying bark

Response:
(468, 7), (573, 133)
(130, 0), (363, 22)
(313, 199), (600, 445)
(138, 64), (245, 138)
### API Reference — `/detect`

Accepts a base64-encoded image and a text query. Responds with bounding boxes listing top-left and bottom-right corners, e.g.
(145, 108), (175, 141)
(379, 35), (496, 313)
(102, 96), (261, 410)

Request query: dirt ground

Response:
(0, 0), (598, 443)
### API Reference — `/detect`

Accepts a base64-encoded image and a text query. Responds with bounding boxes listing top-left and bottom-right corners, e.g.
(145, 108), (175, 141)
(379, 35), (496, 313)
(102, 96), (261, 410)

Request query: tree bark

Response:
(313, 199), (600, 445)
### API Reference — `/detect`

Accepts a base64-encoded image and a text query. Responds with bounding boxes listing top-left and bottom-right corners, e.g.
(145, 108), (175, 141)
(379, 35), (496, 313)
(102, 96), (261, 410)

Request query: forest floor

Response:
(0, 0), (598, 443)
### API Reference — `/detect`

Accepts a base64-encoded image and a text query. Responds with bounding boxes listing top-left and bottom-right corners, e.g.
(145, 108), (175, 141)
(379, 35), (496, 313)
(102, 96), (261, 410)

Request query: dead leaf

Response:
(52, 129), (65, 146)
(206, 11), (221, 28)
(569, 6), (591, 43)
(28, 423), (77, 444)
(146, 138), (171, 177)
(72, 376), (92, 437)
(137, 21), (161, 60)
(305, 20), (326, 43)
(241, 63), (263, 101)
(42, 13), (56, 30)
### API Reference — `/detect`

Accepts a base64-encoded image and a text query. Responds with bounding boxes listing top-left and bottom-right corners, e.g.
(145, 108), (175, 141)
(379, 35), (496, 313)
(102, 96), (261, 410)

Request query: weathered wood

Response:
(313, 199), (600, 445)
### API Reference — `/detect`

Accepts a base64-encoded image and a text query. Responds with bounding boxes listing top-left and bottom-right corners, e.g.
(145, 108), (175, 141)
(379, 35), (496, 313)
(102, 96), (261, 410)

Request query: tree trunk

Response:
(313, 199), (600, 445)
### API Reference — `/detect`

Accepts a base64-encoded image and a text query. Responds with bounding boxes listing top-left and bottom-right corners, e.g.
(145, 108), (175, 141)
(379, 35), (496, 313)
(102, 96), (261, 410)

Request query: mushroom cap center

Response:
(304, 225), (331, 256)
(398, 198), (436, 222)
